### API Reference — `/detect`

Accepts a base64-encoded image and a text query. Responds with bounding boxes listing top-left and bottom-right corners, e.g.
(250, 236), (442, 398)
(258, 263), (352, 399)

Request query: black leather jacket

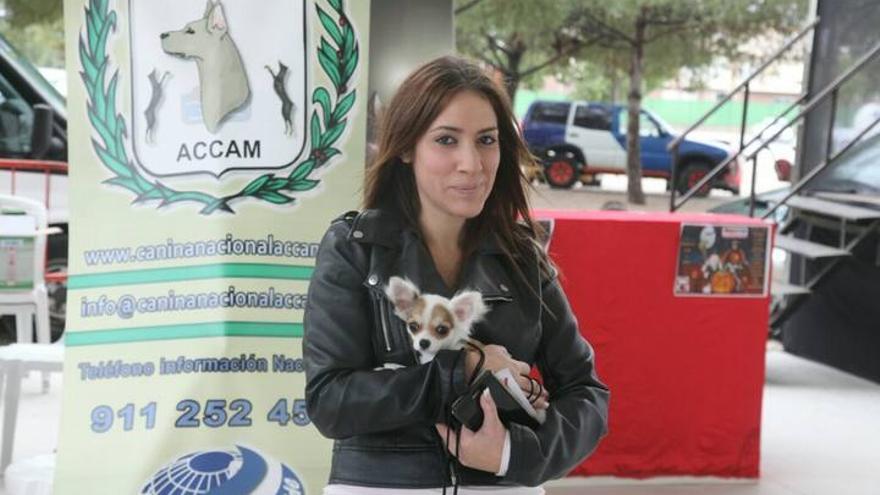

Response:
(303, 209), (609, 488)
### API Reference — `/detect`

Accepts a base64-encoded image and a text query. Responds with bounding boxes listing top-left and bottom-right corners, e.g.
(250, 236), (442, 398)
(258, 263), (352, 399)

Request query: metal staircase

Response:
(667, 18), (880, 335)
(766, 195), (880, 334)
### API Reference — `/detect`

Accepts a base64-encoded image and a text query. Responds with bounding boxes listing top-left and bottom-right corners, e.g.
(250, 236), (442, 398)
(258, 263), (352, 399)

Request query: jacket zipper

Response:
(483, 295), (513, 303)
(375, 292), (392, 352)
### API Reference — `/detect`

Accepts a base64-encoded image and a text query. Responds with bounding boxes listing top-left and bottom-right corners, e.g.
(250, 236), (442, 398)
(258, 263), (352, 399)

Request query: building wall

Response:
(368, 0), (454, 103)
(800, 0), (880, 178)
(785, 0), (880, 385)
(366, 0), (454, 149)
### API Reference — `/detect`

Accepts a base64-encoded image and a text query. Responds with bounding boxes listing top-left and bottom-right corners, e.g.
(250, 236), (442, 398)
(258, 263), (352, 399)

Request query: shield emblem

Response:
(129, 0), (308, 178)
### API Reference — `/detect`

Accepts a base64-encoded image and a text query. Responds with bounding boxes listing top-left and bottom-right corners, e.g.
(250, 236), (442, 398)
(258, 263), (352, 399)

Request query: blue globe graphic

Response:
(142, 445), (304, 495)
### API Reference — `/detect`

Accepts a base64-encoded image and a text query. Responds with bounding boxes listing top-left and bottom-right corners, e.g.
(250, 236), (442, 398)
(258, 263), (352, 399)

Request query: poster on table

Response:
(674, 223), (771, 297)
(56, 0), (369, 492)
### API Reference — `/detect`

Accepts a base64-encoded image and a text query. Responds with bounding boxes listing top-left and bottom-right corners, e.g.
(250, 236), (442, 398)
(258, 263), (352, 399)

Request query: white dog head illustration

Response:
(160, 1), (250, 133)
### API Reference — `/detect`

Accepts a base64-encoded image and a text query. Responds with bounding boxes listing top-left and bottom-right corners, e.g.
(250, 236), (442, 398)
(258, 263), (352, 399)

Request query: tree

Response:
(456, 0), (807, 204)
(569, 0), (808, 204)
(0, 0), (65, 68)
(564, 41), (700, 104)
(2, 0), (62, 26)
(454, 0), (603, 98)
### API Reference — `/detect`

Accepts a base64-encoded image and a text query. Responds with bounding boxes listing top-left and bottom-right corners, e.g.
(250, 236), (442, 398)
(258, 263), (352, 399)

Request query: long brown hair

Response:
(364, 56), (545, 270)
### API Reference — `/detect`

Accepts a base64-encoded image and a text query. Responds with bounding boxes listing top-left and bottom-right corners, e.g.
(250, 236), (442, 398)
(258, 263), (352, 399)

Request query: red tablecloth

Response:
(534, 210), (771, 479)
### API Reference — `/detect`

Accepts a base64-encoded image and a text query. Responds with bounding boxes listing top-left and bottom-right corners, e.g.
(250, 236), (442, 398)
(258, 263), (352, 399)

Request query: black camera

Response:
(450, 370), (541, 431)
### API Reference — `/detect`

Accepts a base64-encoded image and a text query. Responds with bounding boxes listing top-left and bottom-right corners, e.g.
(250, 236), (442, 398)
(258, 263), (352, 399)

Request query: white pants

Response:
(323, 485), (544, 495)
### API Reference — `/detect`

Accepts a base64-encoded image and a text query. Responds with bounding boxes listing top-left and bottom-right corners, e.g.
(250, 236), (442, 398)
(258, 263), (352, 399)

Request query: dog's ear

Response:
(385, 277), (420, 316)
(207, 1), (228, 34)
(450, 290), (487, 327)
(203, 0), (215, 17)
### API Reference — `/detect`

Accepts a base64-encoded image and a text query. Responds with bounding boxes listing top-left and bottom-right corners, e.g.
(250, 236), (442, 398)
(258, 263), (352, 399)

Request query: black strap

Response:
(464, 342), (485, 386)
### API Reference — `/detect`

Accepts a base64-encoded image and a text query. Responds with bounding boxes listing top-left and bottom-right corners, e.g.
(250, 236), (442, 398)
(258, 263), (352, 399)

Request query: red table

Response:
(534, 210), (771, 479)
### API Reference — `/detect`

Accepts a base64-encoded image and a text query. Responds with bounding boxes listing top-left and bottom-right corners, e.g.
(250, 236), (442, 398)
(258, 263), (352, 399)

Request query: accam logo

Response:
(141, 445), (305, 495)
(130, 0), (308, 178)
(79, 0), (360, 214)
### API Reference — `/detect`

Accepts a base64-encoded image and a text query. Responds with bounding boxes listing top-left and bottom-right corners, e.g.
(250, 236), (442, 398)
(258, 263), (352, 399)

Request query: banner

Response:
(57, 1), (369, 492)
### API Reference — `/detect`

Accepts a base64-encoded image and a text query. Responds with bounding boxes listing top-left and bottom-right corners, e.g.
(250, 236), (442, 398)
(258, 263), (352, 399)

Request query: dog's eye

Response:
(408, 322), (419, 334)
(435, 325), (449, 336)
(185, 27), (196, 34)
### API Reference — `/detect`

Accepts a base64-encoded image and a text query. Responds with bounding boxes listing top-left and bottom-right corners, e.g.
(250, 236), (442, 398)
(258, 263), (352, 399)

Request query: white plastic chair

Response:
(0, 343), (63, 477)
(0, 194), (51, 346)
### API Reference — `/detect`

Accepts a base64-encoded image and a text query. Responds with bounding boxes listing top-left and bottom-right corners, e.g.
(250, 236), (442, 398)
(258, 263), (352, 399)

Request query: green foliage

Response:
(565, 41), (703, 102)
(570, 0), (808, 61)
(2, 0), (62, 27)
(0, 0), (64, 67)
(455, 0), (594, 95)
(456, 0), (809, 99)
(0, 17), (65, 68)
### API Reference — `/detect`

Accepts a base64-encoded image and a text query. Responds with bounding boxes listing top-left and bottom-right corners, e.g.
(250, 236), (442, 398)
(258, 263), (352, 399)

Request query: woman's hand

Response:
(510, 373), (550, 410)
(465, 343), (527, 378)
(436, 389), (507, 473)
(465, 344), (550, 410)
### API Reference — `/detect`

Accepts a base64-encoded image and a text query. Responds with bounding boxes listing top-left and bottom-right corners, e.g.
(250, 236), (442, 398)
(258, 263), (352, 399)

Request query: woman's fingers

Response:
(435, 423), (458, 454)
(435, 391), (505, 473)
(479, 345), (549, 408)
(484, 344), (507, 355)
(482, 345), (529, 374)
(515, 375), (550, 409)
(479, 389), (501, 428)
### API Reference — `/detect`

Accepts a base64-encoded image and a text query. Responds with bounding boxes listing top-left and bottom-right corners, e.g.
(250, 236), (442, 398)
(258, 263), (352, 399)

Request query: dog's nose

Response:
(160, 32), (169, 39)
(419, 339), (430, 350)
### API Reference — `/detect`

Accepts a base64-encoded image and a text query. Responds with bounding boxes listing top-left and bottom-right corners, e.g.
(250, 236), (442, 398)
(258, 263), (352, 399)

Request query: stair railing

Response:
(668, 19), (818, 211)
(675, 36), (880, 217)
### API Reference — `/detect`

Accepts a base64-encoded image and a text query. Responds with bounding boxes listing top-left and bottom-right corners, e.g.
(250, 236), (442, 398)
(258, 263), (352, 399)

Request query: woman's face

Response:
(410, 90), (501, 227)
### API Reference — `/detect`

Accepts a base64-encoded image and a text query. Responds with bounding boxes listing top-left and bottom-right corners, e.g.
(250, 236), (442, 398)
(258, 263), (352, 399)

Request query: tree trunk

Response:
(625, 9), (647, 205)
(503, 70), (520, 101)
(502, 38), (526, 101)
(609, 68), (619, 103)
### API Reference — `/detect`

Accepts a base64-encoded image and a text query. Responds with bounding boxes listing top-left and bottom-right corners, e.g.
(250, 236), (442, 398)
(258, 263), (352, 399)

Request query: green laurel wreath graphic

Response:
(79, 0), (359, 214)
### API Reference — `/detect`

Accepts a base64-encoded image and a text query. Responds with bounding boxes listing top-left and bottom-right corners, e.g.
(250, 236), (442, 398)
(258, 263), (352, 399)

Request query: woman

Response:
(303, 56), (609, 493)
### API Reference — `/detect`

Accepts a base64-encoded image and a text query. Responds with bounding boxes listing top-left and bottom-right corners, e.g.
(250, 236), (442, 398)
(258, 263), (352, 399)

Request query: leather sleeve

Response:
(303, 221), (469, 439)
(503, 274), (610, 486)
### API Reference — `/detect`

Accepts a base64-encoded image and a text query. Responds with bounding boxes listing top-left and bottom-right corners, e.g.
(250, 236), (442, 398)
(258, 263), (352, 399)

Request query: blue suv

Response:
(521, 100), (741, 195)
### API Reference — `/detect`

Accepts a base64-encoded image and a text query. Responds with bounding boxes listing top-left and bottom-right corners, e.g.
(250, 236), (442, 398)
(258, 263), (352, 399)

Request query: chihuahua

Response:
(384, 276), (488, 364)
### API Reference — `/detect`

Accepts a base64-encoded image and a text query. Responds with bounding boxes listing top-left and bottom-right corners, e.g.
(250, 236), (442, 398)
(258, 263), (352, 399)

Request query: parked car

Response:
(0, 33), (68, 339)
(745, 116), (796, 182)
(708, 187), (791, 223)
(813, 132), (880, 197)
(521, 100), (741, 195)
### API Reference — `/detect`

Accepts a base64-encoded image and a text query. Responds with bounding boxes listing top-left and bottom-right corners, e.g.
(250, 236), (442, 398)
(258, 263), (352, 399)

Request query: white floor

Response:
(546, 349), (880, 495)
(2, 349), (879, 495)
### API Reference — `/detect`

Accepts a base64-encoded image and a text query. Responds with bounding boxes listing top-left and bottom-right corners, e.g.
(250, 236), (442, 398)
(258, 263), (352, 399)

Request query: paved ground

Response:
(527, 177), (734, 213)
(527, 145), (787, 214)
(546, 349), (880, 495)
